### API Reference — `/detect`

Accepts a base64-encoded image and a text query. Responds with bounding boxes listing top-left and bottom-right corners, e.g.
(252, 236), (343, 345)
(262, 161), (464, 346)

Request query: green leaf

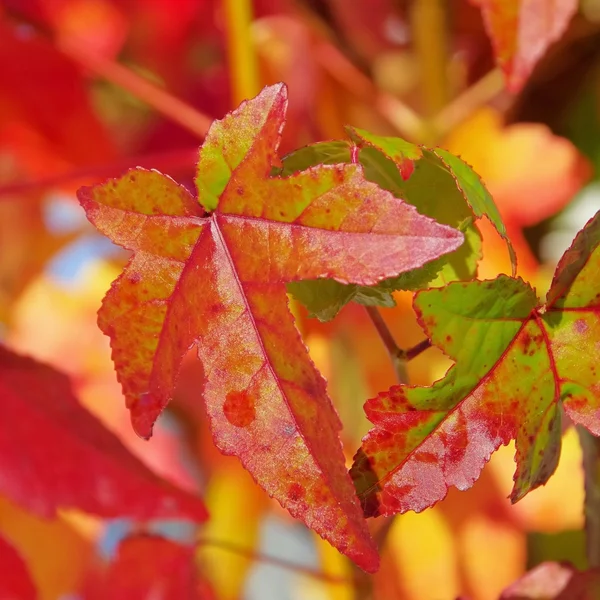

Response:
(287, 279), (357, 322)
(434, 148), (517, 273)
(276, 141), (352, 176)
(358, 145), (482, 285)
(283, 138), (482, 320)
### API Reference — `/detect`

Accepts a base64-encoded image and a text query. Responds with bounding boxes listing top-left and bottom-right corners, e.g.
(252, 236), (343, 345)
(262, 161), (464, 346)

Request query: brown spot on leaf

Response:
(288, 482), (305, 501)
(223, 389), (256, 427)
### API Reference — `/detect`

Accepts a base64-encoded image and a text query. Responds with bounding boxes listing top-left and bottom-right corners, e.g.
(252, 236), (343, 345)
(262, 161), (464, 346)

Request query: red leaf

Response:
(0, 344), (207, 522)
(471, 0), (578, 92)
(77, 83), (463, 571)
(0, 21), (115, 170)
(0, 535), (36, 600)
(82, 535), (213, 600)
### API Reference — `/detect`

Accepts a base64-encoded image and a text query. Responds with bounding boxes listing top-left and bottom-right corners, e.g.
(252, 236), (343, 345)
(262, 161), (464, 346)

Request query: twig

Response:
(197, 537), (360, 586)
(410, 0), (449, 120)
(223, 0), (260, 104)
(365, 306), (409, 384)
(364, 306), (432, 387)
(57, 39), (213, 139)
(0, 147), (199, 198)
(314, 40), (425, 142)
(405, 338), (432, 361)
(431, 69), (505, 139)
(577, 426), (600, 567)
(4, 9), (213, 139)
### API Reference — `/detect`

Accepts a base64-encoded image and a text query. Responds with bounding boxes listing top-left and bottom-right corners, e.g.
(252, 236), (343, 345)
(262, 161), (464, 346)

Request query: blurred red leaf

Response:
(471, 0), (578, 92)
(82, 534), (214, 600)
(0, 534), (36, 600)
(0, 20), (115, 173)
(0, 344), (207, 522)
(500, 562), (600, 599)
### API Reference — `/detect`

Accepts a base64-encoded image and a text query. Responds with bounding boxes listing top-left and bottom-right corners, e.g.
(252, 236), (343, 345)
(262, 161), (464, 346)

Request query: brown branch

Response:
(405, 338), (432, 361)
(314, 40), (424, 142)
(4, 10), (213, 139)
(431, 69), (505, 139)
(197, 537), (360, 587)
(365, 306), (409, 384)
(57, 39), (213, 139)
(0, 148), (199, 199)
(365, 307), (432, 384)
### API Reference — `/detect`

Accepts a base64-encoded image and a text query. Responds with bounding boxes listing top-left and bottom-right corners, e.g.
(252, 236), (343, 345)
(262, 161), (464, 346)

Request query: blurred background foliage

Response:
(1, 0), (600, 598)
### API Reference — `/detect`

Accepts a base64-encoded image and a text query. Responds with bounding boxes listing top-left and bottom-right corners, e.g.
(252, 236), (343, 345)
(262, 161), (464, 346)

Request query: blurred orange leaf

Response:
(471, 0), (578, 92)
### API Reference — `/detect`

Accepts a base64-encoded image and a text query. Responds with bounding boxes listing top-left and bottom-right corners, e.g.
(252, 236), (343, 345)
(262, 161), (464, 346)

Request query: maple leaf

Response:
(0, 535), (36, 600)
(77, 83), (463, 570)
(351, 210), (600, 518)
(471, 0), (578, 93)
(82, 535), (213, 600)
(0, 344), (207, 522)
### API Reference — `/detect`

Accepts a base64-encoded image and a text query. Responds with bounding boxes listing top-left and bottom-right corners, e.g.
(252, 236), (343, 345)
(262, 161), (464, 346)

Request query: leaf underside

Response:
(77, 83), (464, 570)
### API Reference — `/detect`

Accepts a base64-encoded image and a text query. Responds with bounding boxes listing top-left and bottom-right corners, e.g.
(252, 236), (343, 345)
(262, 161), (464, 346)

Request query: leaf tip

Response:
(129, 392), (164, 440)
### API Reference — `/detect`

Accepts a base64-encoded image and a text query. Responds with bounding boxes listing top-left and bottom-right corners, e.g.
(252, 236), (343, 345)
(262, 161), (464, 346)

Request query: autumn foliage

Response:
(1, 1), (599, 599)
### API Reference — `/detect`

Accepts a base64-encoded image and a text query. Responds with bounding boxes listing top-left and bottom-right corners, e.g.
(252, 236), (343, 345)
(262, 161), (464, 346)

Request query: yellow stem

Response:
(411, 0), (449, 142)
(223, 0), (261, 105)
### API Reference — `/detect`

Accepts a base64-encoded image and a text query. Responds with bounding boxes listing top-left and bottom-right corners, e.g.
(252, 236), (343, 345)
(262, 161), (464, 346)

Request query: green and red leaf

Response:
(77, 83), (464, 570)
(351, 210), (600, 517)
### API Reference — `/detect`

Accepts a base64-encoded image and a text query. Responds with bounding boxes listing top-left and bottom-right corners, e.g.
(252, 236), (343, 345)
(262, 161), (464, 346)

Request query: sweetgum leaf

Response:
(351, 210), (600, 517)
(0, 345), (207, 521)
(471, 0), (579, 93)
(77, 83), (463, 571)
(0, 535), (36, 600)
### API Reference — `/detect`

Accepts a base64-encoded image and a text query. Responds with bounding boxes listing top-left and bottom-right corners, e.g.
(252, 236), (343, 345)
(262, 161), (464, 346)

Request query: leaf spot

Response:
(223, 389), (256, 427)
(288, 482), (305, 501)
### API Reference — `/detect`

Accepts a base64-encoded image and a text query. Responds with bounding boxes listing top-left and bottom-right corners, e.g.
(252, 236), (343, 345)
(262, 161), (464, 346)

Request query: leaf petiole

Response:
(364, 306), (431, 384)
